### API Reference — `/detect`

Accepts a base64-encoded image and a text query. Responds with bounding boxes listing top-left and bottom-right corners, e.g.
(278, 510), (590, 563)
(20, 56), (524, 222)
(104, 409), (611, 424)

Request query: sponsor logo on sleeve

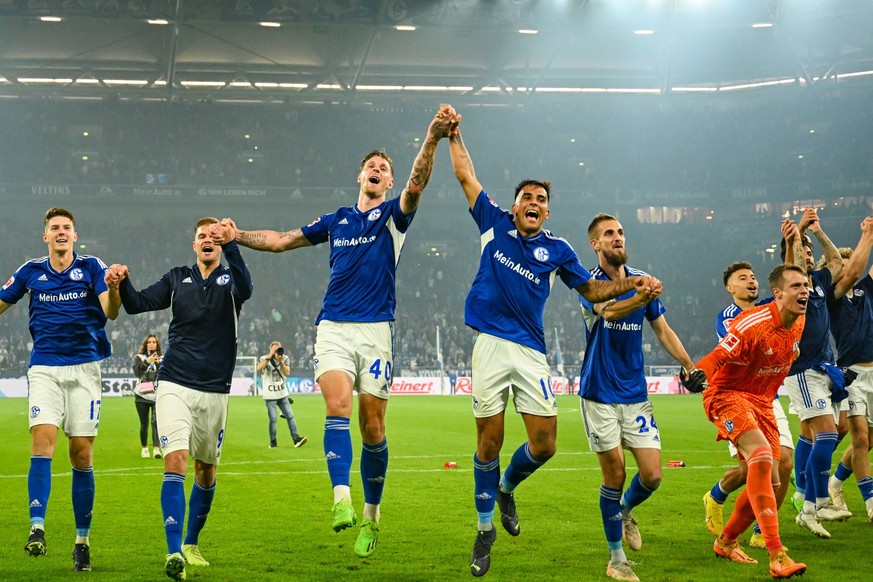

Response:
(721, 333), (740, 352)
(2, 275), (13, 290)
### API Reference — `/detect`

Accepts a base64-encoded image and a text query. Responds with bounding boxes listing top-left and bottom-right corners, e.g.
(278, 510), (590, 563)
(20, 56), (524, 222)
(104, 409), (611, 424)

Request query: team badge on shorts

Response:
(69, 268), (84, 281)
(591, 433), (600, 445)
(30, 406), (40, 418)
(816, 399), (827, 409)
(160, 436), (169, 448)
(725, 419), (734, 433)
(472, 396), (479, 411)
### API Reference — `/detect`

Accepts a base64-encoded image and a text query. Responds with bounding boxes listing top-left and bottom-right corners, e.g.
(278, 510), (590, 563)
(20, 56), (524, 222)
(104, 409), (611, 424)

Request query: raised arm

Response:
(0, 300), (11, 316)
(575, 275), (659, 304)
(834, 217), (873, 299)
(781, 218), (805, 269)
(592, 280), (662, 321)
(209, 218), (311, 253)
(448, 125), (484, 210)
(799, 208), (842, 280)
(398, 104), (457, 215)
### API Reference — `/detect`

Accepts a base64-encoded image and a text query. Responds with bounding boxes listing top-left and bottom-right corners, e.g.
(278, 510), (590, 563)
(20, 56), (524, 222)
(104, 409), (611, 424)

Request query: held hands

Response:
(781, 218), (801, 245)
(429, 104), (461, 141)
(679, 367), (708, 393)
(104, 264), (130, 288)
(633, 275), (663, 302)
(208, 218), (238, 246)
(798, 208), (821, 233)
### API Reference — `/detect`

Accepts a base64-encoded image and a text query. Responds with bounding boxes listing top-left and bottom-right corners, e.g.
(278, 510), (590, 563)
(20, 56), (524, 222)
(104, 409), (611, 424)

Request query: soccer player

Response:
(779, 210), (850, 538)
(447, 119), (658, 579)
(695, 263), (809, 578)
(702, 262), (795, 548)
(104, 217), (252, 581)
(824, 216), (873, 520)
(0, 208), (119, 572)
(208, 105), (457, 559)
(578, 214), (696, 582)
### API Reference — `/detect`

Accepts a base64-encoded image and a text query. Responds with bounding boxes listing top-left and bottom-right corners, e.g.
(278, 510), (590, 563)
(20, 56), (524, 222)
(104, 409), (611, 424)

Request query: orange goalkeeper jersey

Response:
(697, 301), (805, 399)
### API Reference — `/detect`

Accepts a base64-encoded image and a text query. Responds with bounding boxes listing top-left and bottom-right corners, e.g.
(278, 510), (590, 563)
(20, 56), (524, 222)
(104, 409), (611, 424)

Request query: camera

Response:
(275, 347), (285, 357)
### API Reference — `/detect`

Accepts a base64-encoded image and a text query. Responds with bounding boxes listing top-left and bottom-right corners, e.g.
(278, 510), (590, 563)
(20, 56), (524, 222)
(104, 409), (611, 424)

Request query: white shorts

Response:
(729, 398), (794, 457)
(471, 333), (557, 418)
(784, 369), (840, 422)
(156, 381), (229, 464)
(845, 366), (873, 427)
(580, 398), (660, 452)
(314, 320), (393, 400)
(27, 362), (102, 437)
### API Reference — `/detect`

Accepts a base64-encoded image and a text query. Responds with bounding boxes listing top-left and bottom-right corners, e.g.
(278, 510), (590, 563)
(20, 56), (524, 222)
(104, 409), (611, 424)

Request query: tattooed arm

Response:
(448, 124), (483, 210)
(399, 104), (456, 215)
(209, 218), (312, 253)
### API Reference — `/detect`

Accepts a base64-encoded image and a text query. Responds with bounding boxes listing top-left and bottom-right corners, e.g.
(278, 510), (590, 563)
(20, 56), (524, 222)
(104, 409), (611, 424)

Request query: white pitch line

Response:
(0, 461), (735, 480)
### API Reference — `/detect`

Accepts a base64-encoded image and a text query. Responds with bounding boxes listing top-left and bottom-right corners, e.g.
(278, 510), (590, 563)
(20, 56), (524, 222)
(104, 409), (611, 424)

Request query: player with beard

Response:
(447, 121), (658, 579)
(578, 214), (696, 582)
(702, 262), (795, 549)
(824, 217), (873, 521)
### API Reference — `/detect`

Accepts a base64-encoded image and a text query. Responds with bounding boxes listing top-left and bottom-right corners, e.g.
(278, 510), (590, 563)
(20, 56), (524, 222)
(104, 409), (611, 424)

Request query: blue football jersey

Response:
(578, 265), (665, 404)
(789, 268), (834, 375)
(463, 190), (591, 354)
(0, 253), (111, 366)
(827, 274), (873, 367)
(715, 302), (743, 341)
(302, 197), (414, 324)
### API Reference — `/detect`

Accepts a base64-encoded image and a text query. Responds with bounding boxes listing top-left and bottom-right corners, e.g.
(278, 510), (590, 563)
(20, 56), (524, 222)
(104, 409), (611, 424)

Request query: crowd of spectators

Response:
(1, 91), (872, 381)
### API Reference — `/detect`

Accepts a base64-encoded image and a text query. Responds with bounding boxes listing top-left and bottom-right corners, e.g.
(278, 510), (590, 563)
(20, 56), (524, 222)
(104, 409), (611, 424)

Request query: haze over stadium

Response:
(1, 0), (872, 580)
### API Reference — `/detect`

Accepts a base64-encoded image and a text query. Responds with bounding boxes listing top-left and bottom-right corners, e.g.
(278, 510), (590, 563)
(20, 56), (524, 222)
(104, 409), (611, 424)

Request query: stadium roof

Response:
(1, 0), (872, 104)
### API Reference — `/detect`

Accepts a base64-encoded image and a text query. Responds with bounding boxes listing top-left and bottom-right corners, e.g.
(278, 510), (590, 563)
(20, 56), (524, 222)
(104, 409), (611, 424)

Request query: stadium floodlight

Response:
(103, 79), (149, 86)
(147, 19), (169, 25)
(259, 22), (281, 28)
(518, 29), (538, 35)
(752, 22), (773, 28)
(357, 85), (405, 91)
(634, 29), (655, 35)
(837, 69), (873, 79)
(18, 77), (73, 84)
(180, 81), (226, 88)
(39, 16), (62, 22)
(395, 25), (416, 31)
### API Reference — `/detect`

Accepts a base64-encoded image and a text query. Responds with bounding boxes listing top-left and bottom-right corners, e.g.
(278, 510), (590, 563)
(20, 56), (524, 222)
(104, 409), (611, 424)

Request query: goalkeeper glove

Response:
(680, 367), (708, 393)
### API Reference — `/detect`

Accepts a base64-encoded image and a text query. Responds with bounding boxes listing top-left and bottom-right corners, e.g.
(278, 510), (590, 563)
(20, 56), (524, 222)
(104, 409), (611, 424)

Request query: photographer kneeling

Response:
(258, 341), (307, 448)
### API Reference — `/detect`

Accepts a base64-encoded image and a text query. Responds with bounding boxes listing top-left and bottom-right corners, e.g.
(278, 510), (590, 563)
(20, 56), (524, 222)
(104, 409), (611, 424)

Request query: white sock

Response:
(333, 485), (351, 504)
(363, 502), (380, 522)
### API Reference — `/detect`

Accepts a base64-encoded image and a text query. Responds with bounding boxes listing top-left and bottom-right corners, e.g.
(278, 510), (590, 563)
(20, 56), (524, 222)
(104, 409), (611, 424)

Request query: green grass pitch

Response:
(0, 394), (869, 581)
